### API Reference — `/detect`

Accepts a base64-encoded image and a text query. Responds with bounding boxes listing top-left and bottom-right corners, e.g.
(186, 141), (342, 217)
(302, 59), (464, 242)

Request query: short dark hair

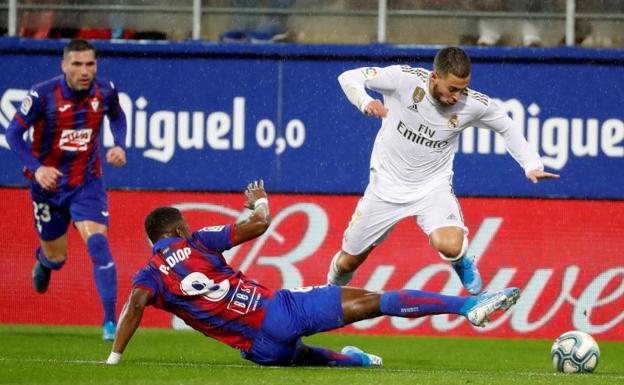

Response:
(144, 207), (184, 243)
(433, 47), (471, 78)
(63, 39), (95, 58)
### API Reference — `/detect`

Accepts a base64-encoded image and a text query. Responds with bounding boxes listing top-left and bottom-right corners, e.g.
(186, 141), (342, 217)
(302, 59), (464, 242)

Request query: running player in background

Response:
(6, 39), (127, 341)
(106, 180), (521, 367)
(327, 47), (559, 293)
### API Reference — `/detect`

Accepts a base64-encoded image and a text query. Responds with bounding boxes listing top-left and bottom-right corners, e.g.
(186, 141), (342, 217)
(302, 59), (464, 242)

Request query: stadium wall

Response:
(1, 188), (622, 340)
(0, 39), (623, 199)
(0, 40), (622, 340)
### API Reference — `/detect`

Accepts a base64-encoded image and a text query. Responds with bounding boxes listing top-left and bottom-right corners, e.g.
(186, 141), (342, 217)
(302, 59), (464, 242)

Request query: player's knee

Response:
(434, 236), (465, 260)
(38, 247), (67, 269)
(86, 233), (113, 265)
(43, 251), (67, 263)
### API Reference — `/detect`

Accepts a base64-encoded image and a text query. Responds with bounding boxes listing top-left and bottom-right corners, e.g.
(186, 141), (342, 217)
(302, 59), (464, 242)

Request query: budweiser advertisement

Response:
(1, 188), (622, 340)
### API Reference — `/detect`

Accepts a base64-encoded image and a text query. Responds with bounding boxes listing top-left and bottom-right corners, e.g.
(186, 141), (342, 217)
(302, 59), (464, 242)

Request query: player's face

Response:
(62, 50), (97, 92)
(430, 72), (470, 107)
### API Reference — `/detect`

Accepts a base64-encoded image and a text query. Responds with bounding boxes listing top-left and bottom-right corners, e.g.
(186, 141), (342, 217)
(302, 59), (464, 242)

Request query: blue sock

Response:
(87, 234), (117, 324)
(459, 296), (478, 316)
(36, 247), (65, 270)
(294, 346), (365, 366)
(380, 290), (468, 318)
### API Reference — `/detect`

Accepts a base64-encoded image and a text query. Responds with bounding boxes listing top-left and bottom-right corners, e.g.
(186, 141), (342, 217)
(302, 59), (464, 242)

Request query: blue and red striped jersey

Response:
(7, 75), (126, 190)
(133, 224), (275, 352)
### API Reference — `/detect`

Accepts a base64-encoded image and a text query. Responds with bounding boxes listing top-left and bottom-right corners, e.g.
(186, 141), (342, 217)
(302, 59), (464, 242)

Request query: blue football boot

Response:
(341, 346), (383, 366)
(103, 321), (117, 342)
(462, 288), (521, 327)
(451, 256), (482, 294)
(32, 261), (52, 294)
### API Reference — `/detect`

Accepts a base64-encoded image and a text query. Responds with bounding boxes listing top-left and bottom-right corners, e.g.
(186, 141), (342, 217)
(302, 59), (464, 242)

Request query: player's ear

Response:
(175, 222), (190, 238)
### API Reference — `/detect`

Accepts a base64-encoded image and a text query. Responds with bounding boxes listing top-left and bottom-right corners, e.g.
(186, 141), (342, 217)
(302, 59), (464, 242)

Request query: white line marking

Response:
(0, 358), (622, 378)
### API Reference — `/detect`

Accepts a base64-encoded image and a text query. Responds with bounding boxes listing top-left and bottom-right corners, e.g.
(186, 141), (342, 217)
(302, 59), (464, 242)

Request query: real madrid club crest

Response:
(448, 113), (459, 129)
(408, 86), (425, 112)
(91, 98), (99, 112)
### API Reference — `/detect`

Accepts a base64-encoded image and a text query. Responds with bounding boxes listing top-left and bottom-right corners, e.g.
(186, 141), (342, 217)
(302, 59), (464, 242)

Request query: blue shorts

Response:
(29, 178), (110, 241)
(241, 285), (344, 366)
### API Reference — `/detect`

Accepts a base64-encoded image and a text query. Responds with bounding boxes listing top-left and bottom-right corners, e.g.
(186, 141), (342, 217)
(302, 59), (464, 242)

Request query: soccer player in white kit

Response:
(327, 47), (559, 293)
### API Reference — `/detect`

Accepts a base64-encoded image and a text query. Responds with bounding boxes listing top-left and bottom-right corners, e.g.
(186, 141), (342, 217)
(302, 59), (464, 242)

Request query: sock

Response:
(459, 296), (478, 316)
(294, 345), (365, 367)
(327, 252), (353, 286)
(380, 290), (469, 318)
(36, 247), (65, 270)
(87, 234), (118, 324)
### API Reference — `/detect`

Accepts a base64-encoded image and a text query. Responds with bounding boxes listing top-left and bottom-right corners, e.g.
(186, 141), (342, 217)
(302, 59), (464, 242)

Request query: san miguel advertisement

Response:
(0, 40), (623, 198)
(1, 188), (622, 341)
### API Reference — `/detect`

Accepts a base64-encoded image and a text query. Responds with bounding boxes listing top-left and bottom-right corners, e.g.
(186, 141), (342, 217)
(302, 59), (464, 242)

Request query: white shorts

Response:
(341, 181), (467, 256)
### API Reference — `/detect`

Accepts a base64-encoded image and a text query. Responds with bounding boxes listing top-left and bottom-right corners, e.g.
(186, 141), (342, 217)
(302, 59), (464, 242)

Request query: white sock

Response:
(327, 251), (354, 286)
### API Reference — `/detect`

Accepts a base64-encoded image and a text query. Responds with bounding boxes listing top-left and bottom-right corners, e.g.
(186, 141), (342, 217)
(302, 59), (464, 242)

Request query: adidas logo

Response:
(447, 213), (458, 220)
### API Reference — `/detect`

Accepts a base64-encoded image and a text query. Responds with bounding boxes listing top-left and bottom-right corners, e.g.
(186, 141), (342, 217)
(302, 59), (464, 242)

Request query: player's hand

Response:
(106, 146), (126, 168)
(34, 166), (63, 190)
(244, 180), (268, 210)
(527, 169), (560, 184)
(363, 100), (388, 118)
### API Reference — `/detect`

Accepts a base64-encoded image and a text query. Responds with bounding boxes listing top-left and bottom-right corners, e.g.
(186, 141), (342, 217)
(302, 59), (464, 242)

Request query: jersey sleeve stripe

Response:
(14, 114), (28, 128)
(133, 284), (156, 298)
(229, 223), (236, 246)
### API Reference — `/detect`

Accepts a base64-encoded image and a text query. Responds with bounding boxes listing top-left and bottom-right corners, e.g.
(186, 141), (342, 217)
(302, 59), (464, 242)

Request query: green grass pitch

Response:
(1, 324), (623, 385)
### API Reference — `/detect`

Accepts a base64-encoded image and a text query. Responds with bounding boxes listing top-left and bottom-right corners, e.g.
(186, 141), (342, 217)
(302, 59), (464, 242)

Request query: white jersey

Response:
(338, 65), (544, 203)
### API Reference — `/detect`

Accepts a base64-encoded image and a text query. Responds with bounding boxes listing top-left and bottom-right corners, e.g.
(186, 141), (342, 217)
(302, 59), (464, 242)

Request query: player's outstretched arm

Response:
(106, 288), (152, 365)
(527, 169), (560, 184)
(232, 180), (271, 246)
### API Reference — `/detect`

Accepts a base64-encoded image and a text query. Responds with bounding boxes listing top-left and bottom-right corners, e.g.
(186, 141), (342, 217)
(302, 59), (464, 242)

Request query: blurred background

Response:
(1, 1), (622, 341)
(1, 0), (623, 47)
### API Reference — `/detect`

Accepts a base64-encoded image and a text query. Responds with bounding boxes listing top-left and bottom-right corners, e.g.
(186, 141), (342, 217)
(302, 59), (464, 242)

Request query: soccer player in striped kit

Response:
(6, 39), (127, 341)
(106, 180), (521, 367)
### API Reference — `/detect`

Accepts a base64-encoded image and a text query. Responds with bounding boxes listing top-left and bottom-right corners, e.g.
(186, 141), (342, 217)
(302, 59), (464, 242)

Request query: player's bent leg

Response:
(76, 221), (118, 341)
(34, 235), (69, 293)
(293, 343), (382, 367)
(327, 248), (373, 286)
(341, 346), (383, 366)
(430, 227), (482, 294)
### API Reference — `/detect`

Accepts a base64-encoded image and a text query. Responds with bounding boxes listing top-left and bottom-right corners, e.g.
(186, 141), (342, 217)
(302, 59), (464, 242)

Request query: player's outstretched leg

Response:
(342, 287), (520, 328)
(86, 233), (118, 341)
(451, 255), (482, 295)
(32, 247), (65, 293)
(379, 288), (520, 327)
(462, 288), (521, 327)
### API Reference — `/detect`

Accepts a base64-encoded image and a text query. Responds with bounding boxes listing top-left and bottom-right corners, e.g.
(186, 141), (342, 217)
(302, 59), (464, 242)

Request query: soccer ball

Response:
(551, 330), (600, 373)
